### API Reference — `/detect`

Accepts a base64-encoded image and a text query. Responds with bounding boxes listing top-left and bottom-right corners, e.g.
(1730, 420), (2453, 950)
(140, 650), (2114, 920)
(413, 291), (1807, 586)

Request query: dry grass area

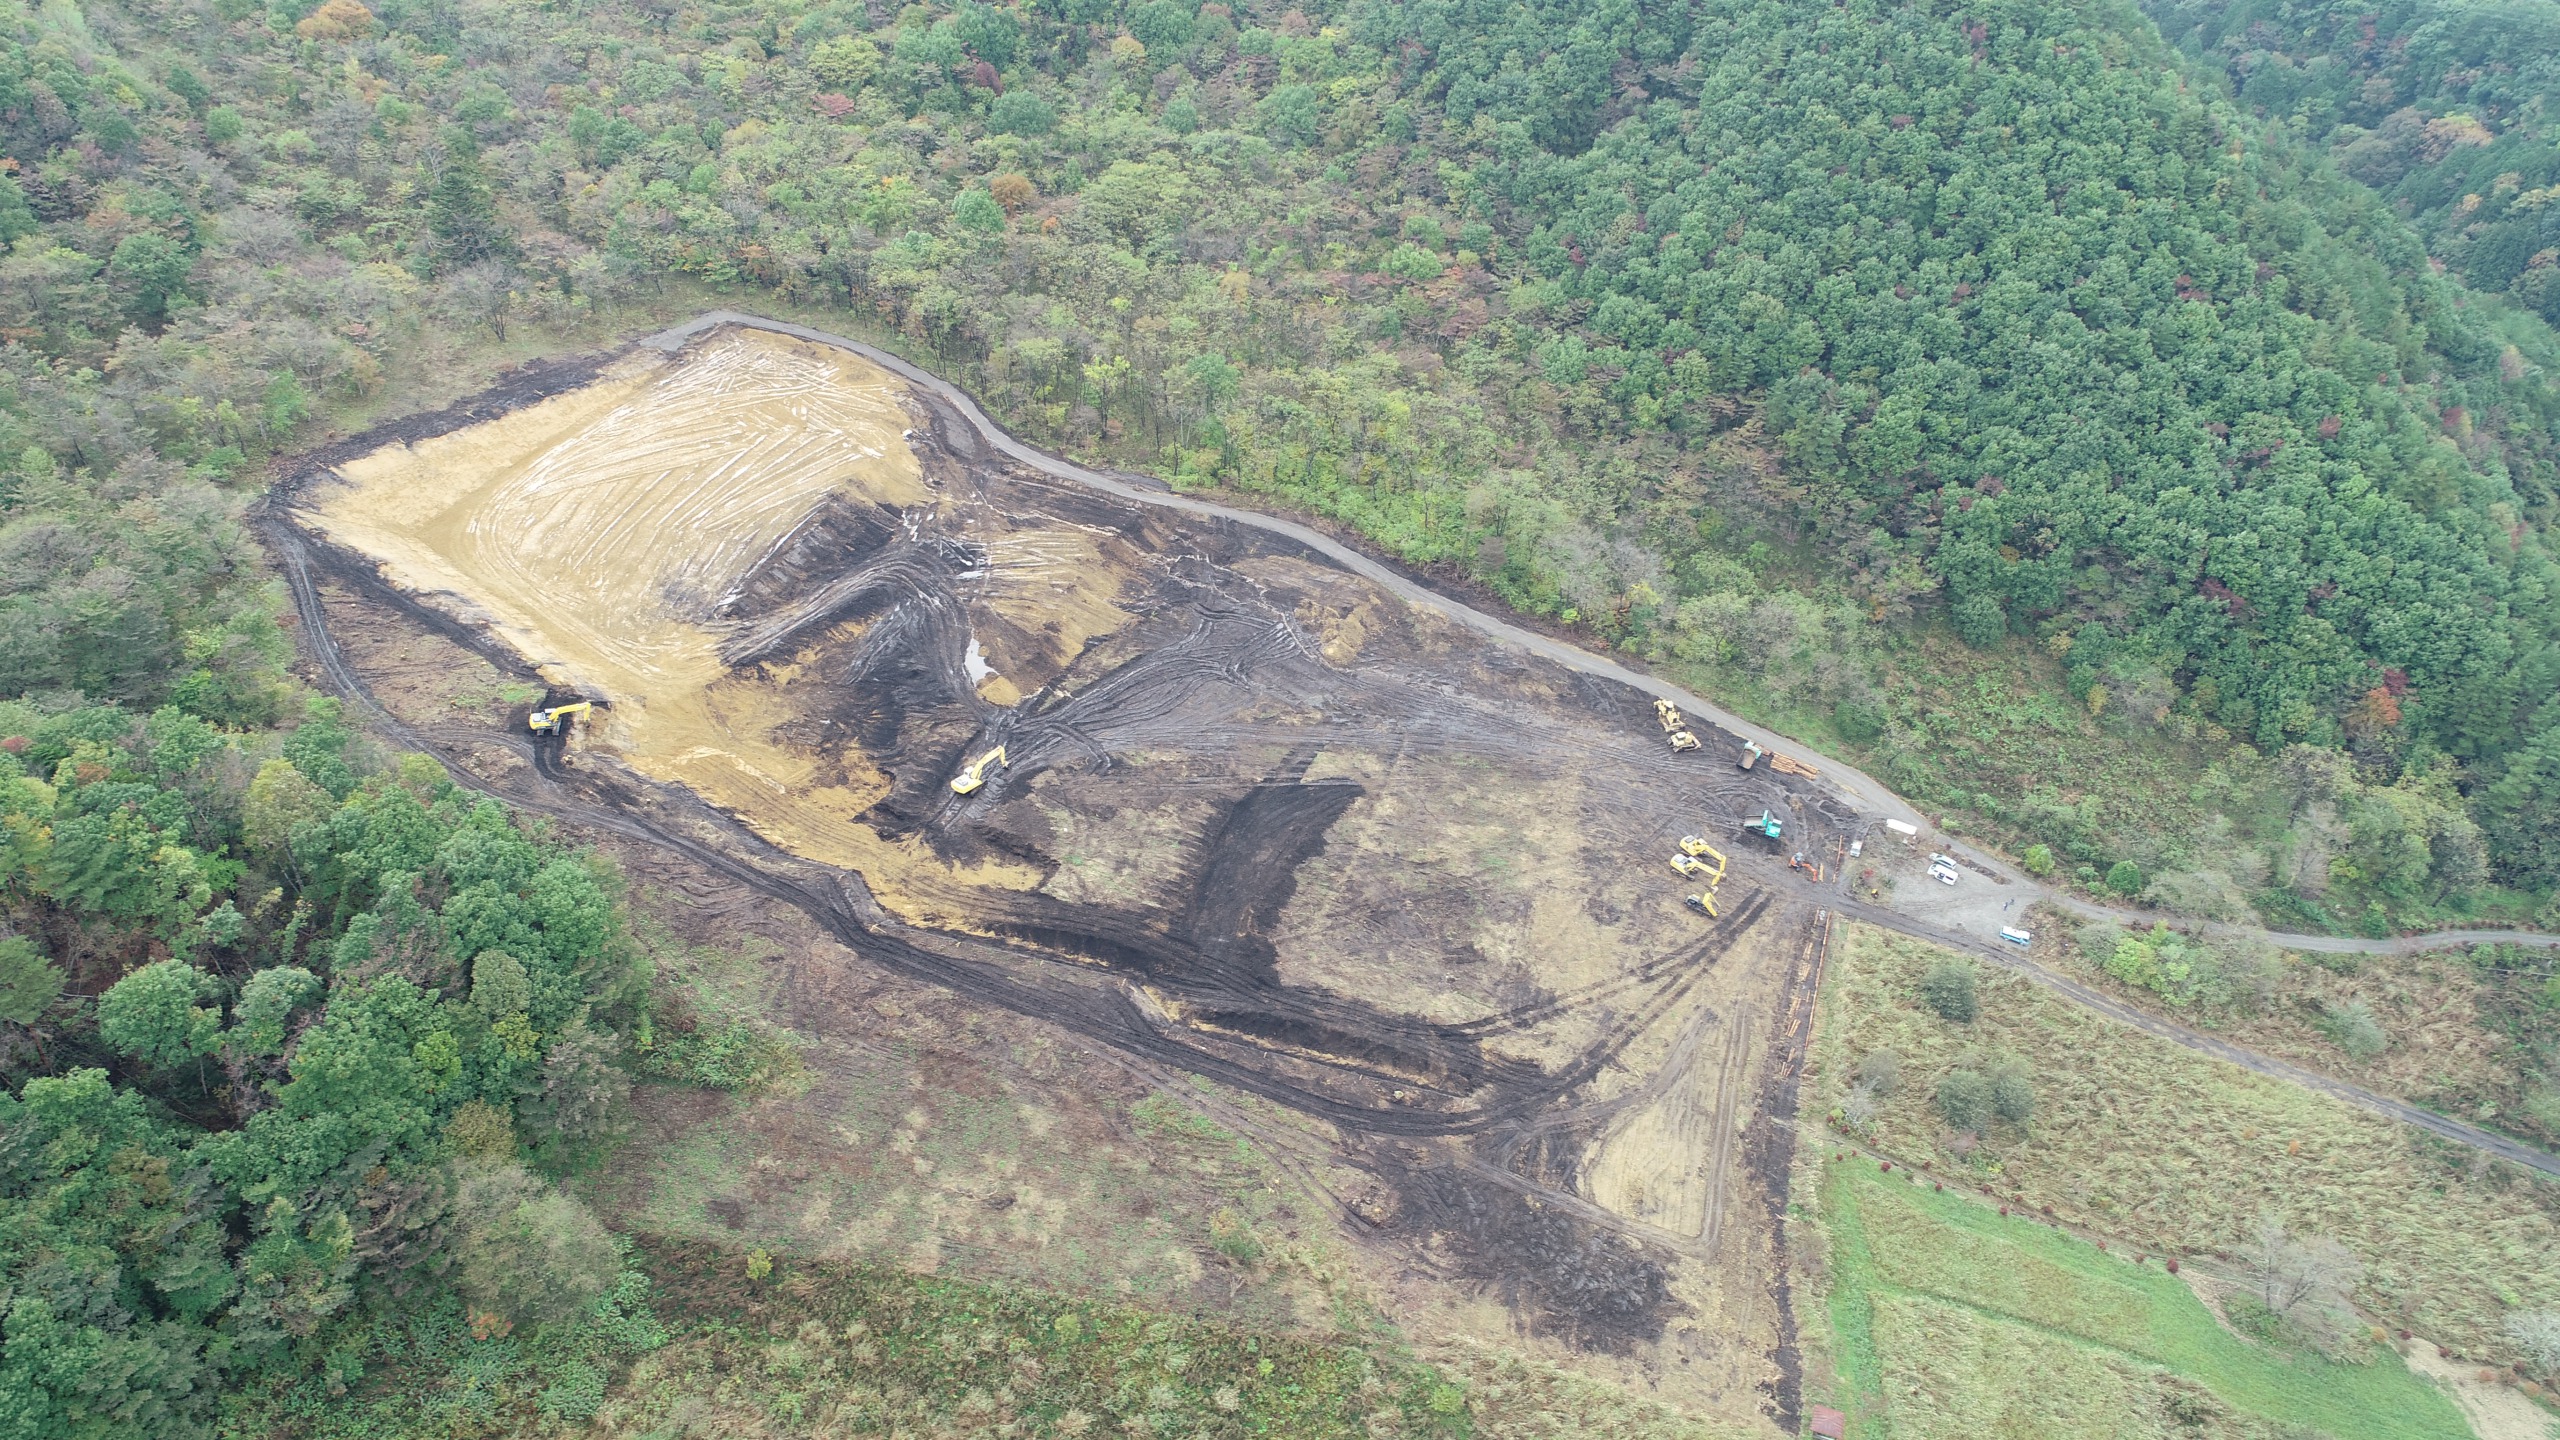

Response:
(2210, 950), (2517, 1110)
(543, 1241), (1757, 1440)
(584, 865), (1340, 1332)
(1810, 922), (2560, 1359)
(2048, 916), (2560, 1151)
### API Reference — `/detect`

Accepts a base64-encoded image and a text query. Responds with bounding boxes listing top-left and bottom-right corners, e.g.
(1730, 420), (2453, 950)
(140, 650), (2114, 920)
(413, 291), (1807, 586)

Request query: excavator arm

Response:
(950, 745), (1009, 794)
(528, 701), (593, 735)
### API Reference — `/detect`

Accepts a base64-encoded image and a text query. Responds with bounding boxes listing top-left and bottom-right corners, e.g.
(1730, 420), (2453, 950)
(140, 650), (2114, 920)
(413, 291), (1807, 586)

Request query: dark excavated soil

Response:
(265, 324), (1842, 1400)
(1382, 1161), (1682, 1355)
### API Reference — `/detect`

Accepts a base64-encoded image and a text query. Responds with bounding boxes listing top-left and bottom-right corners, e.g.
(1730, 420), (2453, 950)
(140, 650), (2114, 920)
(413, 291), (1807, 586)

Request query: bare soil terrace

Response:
(272, 322), (1864, 1432)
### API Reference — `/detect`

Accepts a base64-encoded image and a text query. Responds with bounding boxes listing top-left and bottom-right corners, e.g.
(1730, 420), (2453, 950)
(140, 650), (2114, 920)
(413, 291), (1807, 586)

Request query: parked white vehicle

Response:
(1999, 926), (2033, 946)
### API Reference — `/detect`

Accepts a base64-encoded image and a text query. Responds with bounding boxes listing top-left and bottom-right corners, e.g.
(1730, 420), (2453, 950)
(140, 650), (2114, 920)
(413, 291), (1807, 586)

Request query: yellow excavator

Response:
(527, 701), (592, 736)
(1676, 836), (1729, 884)
(950, 745), (1008, 795)
(1685, 890), (1720, 919)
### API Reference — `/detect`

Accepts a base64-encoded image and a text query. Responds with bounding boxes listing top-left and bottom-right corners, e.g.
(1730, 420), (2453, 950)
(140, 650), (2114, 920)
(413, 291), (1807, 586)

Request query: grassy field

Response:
(2042, 925), (2560, 1157)
(1817, 1159), (2473, 1438)
(251, 1239), (1469, 1440)
(250, 1233), (1754, 1440)
(1812, 923), (2560, 1360)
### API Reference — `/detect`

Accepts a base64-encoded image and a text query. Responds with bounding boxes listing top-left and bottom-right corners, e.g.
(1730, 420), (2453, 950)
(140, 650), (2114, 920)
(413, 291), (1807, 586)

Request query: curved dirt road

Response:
(653, 315), (2555, 956)
(331, 311), (2550, 1179)
(647, 314), (2560, 1177)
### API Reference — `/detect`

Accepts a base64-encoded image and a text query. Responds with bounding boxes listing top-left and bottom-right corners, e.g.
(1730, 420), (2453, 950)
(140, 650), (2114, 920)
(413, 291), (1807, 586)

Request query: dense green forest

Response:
(3, 0), (2560, 1429)
(0, 0), (2552, 915)
(2145, 0), (2560, 307)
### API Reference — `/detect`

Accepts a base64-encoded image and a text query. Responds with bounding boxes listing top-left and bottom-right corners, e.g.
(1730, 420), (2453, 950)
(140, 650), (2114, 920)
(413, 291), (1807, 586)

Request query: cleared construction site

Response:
(271, 319), (1864, 1430)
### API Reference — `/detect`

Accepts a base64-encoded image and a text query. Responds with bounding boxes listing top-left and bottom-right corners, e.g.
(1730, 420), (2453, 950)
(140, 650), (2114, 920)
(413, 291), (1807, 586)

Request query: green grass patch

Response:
(257, 1237), (1482, 1439)
(614, 1238), (1469, 1439)
(1819, 1160), (2470, 1438)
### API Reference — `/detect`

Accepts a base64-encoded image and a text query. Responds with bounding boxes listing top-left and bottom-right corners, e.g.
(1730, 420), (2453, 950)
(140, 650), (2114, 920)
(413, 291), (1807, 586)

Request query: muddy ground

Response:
(268, 323), (1863, 1433)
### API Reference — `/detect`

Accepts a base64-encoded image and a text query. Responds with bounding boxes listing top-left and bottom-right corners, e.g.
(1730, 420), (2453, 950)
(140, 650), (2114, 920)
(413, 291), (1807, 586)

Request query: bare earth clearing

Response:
(275, 322), (1875, 1432)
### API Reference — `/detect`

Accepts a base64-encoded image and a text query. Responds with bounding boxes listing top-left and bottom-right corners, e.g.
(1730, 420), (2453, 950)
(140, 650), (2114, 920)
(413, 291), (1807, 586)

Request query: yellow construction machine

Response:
(1685, 891), (1720, 919)
(1676, 837), (1729, 884)
(1654, 697), (1701, 752)
(1671, 854), (1714, 879)
(527, 701), (592, 736)
(950, 745), (1008, 795)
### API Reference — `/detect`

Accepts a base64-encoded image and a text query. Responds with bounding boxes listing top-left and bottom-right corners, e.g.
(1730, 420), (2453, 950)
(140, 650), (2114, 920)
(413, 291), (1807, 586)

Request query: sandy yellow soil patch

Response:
(302, 327), (1040, 905)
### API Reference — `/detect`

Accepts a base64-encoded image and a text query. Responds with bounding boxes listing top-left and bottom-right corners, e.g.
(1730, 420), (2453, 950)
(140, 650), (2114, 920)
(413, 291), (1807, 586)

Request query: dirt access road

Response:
(274, 320), (1890, 1426)
(642, 313), (2560, 1181)
(656, 313), (2560, 963)
(262, 315), (2555, 1431)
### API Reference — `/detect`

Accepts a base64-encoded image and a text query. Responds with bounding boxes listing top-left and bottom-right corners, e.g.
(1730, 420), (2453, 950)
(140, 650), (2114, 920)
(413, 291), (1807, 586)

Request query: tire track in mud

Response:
(1743, 907), (1830, 1433)
(262, 331), (1842, 1381)
(1699, 1004), (1752, 1253)
(628, 314), (2560, 1192)
(270, 508), (1784, 1149)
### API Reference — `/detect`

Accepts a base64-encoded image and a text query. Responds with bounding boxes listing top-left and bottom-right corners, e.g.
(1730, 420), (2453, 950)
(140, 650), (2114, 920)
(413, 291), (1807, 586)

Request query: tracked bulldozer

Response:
(1654, 698), (1702, 752)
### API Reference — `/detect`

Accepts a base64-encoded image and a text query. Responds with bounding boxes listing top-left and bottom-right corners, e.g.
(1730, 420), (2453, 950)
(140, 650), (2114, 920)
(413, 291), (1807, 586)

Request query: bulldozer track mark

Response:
(275, 502), (1773, 1145)
(1451, 890), (1769, 1037)
(259, 313), (2558, 1385)
(1699, 1003), (1752, 1252)
(1458, 1158), (1705, 1255)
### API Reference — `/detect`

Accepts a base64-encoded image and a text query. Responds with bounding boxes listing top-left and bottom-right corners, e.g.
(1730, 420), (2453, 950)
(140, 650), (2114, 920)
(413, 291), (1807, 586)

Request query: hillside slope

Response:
(11, 0), (2558, 900)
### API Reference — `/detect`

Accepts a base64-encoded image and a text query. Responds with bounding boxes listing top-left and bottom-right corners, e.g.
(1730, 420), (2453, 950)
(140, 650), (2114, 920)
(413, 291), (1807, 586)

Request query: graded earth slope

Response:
(280, 321), (1861, 1430)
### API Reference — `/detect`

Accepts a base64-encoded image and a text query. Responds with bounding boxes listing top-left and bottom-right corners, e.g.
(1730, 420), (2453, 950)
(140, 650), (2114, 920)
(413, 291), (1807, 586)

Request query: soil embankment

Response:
(271, 319), (1875, 1431)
